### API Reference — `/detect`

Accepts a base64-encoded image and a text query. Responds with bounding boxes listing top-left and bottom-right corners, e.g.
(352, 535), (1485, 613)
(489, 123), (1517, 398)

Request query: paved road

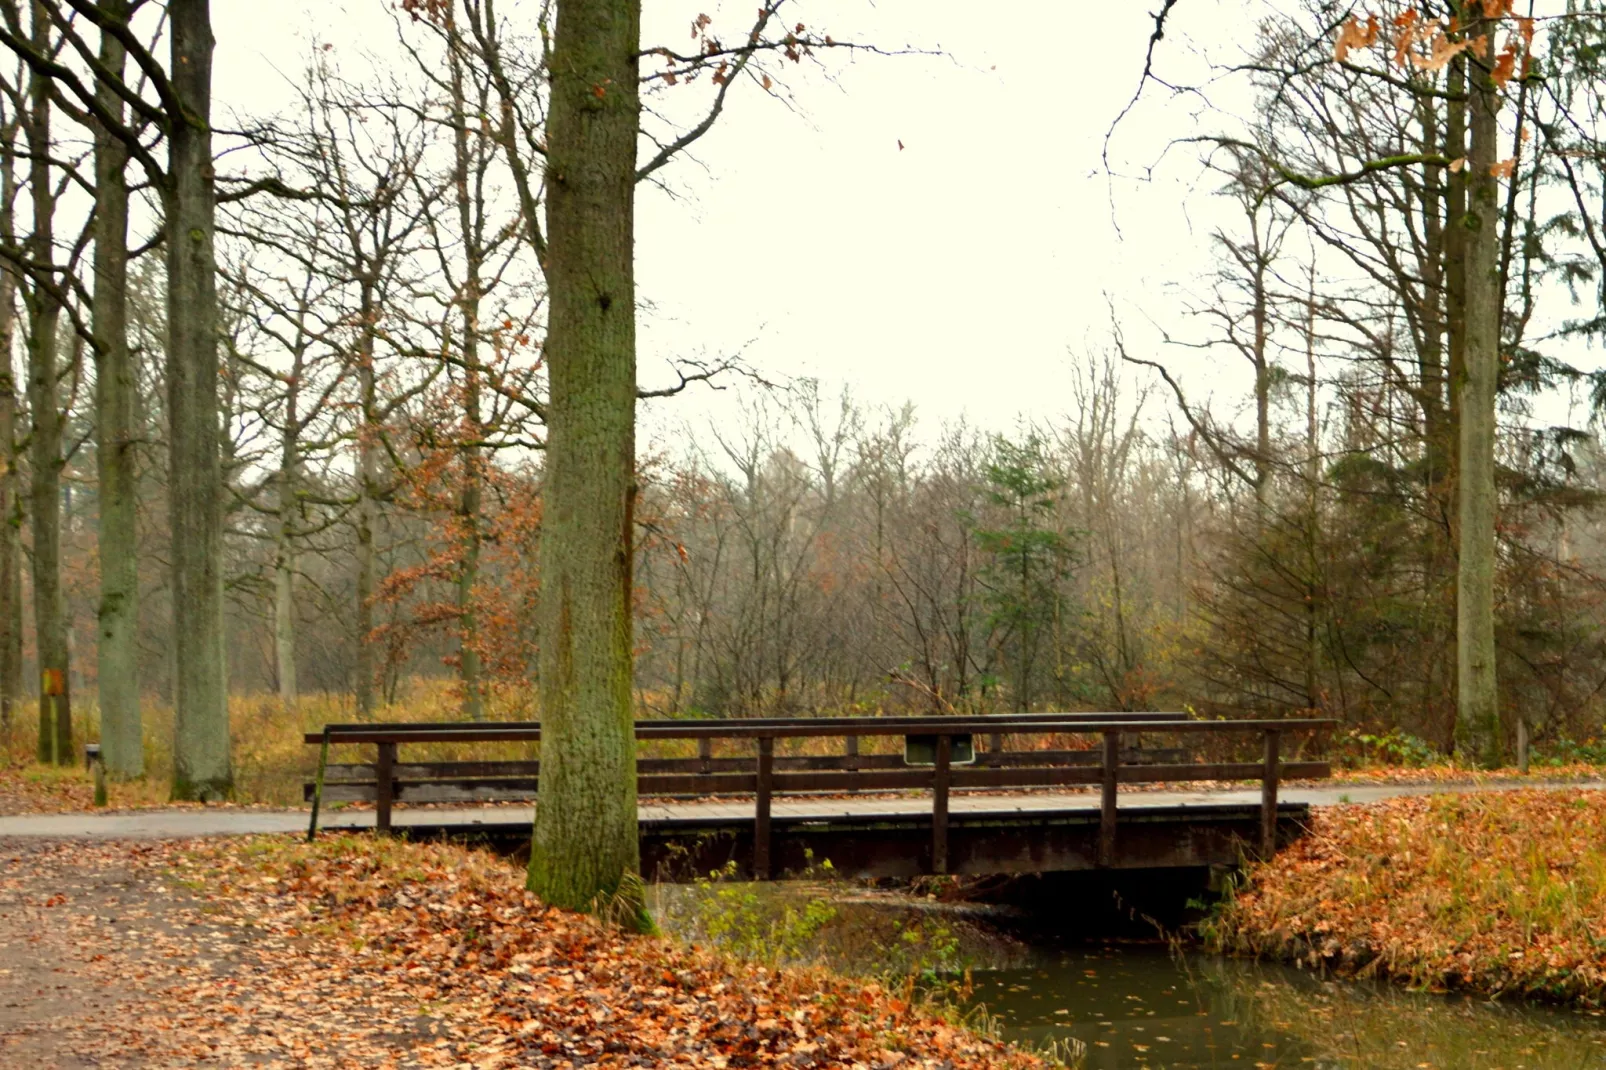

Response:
(0, 779), (1599, 840)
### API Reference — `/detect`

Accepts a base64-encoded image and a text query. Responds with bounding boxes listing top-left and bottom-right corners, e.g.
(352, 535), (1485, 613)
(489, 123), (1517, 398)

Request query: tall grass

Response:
(0, 679), (547, 808)
(1204, 791), (1606, 1006)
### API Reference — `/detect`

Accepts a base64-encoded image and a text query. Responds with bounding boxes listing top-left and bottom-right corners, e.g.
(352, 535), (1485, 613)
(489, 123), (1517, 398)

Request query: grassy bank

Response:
(1203, 791), (1606, 1006)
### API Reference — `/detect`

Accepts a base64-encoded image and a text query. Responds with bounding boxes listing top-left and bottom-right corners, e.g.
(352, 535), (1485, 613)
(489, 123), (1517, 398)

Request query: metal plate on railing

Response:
(903, 734), (976, 766)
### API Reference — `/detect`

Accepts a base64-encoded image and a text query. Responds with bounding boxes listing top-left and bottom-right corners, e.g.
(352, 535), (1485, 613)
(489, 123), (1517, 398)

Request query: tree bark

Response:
(166, 0), (229, 799)
(25, 1), (69, 765)
(1455, 26), (1502, 768)
(0, 123), (21, 736)
(354, 278), (378, 720)
(273, 358), (301, 707)
(447, 25), (485, 721)
(528, 0), (643, 915)
(93, 0), (141, 778)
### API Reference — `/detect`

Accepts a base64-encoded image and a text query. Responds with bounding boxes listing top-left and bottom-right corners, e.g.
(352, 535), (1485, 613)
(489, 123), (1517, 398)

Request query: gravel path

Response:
(0, 779), (1599, 839)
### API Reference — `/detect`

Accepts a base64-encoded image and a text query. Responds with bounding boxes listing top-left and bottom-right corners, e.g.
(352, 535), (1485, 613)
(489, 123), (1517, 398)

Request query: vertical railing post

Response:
(1261, 729), (1281, 859)
(988, 731), (1003, 765)
(698, 736), (713, 774)
(375, 740), (396, 835)
(754, 735), (774, 880)
(932, 733), (951, 875)
(1099, 730), (1119, 867)
(306, 728), (330, 842)
(844, 733), (860, 771)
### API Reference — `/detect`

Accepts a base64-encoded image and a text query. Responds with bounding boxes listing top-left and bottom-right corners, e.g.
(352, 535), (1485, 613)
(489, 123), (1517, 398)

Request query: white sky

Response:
(214, 1), (1603, 445)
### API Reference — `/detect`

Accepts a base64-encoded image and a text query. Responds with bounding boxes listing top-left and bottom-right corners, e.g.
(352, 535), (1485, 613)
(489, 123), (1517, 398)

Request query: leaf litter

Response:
(2, 833), (1047, 1068)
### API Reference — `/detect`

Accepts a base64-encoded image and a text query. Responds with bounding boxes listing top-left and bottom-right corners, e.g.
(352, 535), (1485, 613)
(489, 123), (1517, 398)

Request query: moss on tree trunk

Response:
(527, 0), (643, 916)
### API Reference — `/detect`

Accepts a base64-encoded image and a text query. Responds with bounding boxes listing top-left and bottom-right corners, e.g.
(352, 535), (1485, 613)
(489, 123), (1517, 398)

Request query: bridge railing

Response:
(305, 714), (1335, 875)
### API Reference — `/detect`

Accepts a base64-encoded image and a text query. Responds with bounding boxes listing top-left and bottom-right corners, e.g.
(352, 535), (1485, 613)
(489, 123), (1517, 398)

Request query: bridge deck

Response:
(310, 787), (1315, 880)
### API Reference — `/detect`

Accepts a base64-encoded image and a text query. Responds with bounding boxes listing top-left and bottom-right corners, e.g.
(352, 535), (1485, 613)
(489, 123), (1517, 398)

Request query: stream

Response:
(650, 880), (1606, 1068)
(970, 946), (1606, 1069)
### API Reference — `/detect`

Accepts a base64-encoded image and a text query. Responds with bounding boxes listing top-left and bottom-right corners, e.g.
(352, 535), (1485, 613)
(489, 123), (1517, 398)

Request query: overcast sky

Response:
(215, 2), (1593, 445)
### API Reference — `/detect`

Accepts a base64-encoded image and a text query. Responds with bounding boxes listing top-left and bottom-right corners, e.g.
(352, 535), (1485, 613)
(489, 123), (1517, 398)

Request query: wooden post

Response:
(1100, 730), (1119, 867)
(844, 733), (860, 771)
(1517, 717), (1529, 775)
(1261, 729), (1280, 859)
(988, 731), (1003, 765)
(932, 733), (951, 875)
(376, 740), (396, 835)
(754, 736), (774, 880)
(698, 735), (712, 774)
(307, 728), (330, 842)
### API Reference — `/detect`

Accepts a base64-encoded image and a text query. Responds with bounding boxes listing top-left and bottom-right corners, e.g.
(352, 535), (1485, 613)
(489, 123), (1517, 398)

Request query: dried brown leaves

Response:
(1209, 791), (1606, 1006)
(3, 834), (1043, 1069)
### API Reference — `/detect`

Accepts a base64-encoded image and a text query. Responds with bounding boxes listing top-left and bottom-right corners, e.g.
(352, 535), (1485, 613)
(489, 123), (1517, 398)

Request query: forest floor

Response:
(0, 833), (1045, 1069)
(1203, 789), (1606, 1008)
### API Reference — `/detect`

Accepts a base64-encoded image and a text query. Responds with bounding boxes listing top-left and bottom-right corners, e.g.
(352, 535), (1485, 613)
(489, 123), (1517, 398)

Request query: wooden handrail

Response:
(303, 716), (1333, 746)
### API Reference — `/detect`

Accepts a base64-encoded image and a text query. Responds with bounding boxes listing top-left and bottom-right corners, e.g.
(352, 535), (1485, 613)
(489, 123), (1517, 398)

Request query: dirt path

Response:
(1, 838), (252, 1066)
(0, 838), (464, 1068)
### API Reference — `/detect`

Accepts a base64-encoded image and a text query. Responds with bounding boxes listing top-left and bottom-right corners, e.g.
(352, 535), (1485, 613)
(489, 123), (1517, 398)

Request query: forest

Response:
(0, 0), (1602, 804)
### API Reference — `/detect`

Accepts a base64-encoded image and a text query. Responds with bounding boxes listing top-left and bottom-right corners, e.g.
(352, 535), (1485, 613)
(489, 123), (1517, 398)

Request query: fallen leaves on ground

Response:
(1320, 761), (1606, 786)
(2, 833), (1045, 1068)
(1207, 791), (1606, 1006)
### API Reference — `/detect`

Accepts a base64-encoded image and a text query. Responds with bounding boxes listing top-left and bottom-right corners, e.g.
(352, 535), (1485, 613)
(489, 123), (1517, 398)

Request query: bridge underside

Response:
(377, 802), (1311, 881)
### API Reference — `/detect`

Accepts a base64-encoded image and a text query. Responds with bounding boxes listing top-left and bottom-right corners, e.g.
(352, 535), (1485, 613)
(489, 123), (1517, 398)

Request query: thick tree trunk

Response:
(166, 0), (229, 799)
(528, 0), (643, 915)
(93, 0), (141, 778)
(25, 4), (69, 765)
(1455, 31), (1502, 768)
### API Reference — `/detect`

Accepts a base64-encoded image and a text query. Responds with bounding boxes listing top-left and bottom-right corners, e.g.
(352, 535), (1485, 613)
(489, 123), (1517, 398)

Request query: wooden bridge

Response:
(305, 714), (1335, 880)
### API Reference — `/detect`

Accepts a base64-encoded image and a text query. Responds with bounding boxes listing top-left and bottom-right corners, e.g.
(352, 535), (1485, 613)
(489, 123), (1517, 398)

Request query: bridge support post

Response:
(376, 741), (396, 835)
(1261, 729), (1280, 858)
(932, 734), (951, 874)
(754, 736), (773, 880)
(1099, 730), (1118, 866)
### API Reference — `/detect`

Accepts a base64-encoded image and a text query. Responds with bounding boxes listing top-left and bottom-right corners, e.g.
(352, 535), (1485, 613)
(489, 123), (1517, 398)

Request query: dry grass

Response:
(1204, 791), (1606, 1006)
(0, 680), (553, 811)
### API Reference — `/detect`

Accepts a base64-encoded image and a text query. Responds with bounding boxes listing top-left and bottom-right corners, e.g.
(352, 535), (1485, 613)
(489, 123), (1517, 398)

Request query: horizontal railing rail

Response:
(304, 714), (1336, 877)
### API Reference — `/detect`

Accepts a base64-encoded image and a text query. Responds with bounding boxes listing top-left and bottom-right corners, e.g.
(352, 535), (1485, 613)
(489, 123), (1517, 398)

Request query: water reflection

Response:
(970, 948), (1606, 1069)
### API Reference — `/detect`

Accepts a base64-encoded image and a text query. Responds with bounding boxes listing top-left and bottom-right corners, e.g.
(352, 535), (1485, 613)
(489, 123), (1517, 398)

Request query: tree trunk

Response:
(447, 30), (485, 721)
(25, 3), (69, 765)
(354, 299), (377, 720)
(0, 131), (21, 736)
(1455, 28), (1502, 768)
(274, 364), (300, 707)
(93, 0), (141, 778)
(166, 0), (229, 799)
(528, 0), (643, 915)
(1442, 51), (1469, 751)
(1303, 266), (1321, 711)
